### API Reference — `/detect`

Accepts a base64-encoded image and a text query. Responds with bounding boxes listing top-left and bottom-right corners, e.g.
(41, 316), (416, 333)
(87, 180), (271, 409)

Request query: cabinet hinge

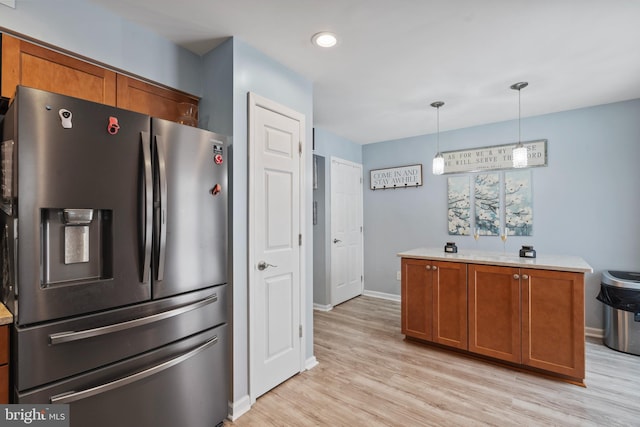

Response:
(299, 234), (302, 246)
(299, 325), (303, 338)
(361, 275), (363, 282)
(299, 142), (302, 156)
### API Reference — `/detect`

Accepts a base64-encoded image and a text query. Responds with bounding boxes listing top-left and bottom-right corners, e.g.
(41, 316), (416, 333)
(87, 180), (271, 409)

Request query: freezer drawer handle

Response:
(48, 294), (218, 345)
(49, 335), (219, 404)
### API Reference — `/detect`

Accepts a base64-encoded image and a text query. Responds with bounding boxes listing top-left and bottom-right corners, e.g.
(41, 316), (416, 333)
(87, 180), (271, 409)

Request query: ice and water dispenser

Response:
(41, 208), (113, 286)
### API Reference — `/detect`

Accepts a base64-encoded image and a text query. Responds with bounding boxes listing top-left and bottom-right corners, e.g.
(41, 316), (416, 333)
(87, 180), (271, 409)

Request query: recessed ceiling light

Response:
(311, 32), (338, 48)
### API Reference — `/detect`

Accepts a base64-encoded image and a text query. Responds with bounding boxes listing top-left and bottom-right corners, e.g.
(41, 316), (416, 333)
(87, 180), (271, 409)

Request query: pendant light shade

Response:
(432, 153), (444, 175)
(511, 82), (528, 168)
(512, 144), (528, 168)
(431, 101), (445, 175)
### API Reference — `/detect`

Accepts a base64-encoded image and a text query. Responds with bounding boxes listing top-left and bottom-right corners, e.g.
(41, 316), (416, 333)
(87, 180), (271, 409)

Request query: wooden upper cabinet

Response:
(116, 74), (199, 122)
(1, 34), (116, 105)
(1, 33), (199, 122)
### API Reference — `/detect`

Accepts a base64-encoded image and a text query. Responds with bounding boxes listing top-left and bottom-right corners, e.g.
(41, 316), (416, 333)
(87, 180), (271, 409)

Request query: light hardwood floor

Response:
(226, 296), (640, 426)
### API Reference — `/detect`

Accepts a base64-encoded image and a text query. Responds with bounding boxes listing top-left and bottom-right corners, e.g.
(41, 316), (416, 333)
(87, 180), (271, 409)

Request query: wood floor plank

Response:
(226, 296), (640, 426)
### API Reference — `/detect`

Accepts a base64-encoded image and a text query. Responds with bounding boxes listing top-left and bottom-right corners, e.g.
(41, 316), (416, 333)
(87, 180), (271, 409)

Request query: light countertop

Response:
(0, 303), (12, 326)
(397, 247), (593, 273)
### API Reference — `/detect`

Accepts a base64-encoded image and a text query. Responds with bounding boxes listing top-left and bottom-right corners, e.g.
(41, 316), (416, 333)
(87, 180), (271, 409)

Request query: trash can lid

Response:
(602, 270), (640, 290)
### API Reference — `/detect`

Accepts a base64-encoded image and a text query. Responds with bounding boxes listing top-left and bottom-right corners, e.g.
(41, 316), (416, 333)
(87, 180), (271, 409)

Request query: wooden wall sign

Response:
(370, 164), (422, 190)
(442, 139), (547, 174)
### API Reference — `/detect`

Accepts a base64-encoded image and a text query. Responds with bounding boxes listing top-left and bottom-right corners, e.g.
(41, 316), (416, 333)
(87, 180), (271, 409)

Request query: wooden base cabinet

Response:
(468, 264), (585, 380)
(522, 268), (585, 379)
(401, 259), (467, 350)
(401, 258), (433, 341)
(403, 257), (586, 383)
(0, 325), (8, 403)
(468, 265), (521, 363)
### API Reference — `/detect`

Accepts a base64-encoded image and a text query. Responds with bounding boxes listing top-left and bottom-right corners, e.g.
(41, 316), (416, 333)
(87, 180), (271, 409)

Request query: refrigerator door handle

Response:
(48, 293), (218, 345)
(155, 135), (168, 282)
(140, 131), (153, 284)
(49, 335), (219, 404)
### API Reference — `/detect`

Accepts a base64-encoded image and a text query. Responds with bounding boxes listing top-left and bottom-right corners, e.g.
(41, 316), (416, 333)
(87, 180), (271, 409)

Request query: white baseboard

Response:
(362, 290), (401, 302)
(228, 395), (251, 421)
(229, 358), (318, 422)
(305, 356), (319, 370)
(313, 303), (333, 312)
(585, 327), (604, 339)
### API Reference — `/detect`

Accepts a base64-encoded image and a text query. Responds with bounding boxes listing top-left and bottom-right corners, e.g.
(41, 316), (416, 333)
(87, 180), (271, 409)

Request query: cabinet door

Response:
(401, 258), (433, 341)
(522, 269), (585, 379)
(433, 261), (467, 349)
(116, 74), (199, 122)
(468, 264), (521, 363)
(1, 34), (116, 104)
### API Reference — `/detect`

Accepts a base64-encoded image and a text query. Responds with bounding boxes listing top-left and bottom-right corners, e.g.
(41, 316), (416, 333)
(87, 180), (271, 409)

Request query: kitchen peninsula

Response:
(398, 247), (593, 384)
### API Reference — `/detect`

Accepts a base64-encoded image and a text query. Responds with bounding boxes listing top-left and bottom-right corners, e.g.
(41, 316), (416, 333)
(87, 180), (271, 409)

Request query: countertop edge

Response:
(397, 248), (593, 273)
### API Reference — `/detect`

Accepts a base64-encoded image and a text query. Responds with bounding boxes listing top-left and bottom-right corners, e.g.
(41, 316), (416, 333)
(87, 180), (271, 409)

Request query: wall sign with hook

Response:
(369, 164), (422, 190)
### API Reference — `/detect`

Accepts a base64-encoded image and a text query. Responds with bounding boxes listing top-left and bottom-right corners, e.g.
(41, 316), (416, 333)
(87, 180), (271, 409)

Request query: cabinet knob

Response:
(522, 274), (529, 280)
(432, 265), (438, 271)
(513, 274), (520, 280)
(425, 265), (431, 270)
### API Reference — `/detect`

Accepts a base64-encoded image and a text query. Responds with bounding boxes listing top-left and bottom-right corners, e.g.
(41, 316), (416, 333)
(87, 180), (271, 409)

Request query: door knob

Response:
(333, 239), (342, 244)
(257, 261), (277, 271)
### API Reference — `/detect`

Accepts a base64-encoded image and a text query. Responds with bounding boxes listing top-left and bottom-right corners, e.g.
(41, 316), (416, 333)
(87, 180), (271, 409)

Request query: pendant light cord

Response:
(518, 88), (521, 144)
(436, 105), (440, 153)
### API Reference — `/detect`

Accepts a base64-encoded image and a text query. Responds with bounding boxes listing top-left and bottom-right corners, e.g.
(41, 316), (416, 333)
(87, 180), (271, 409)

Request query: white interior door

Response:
(249, 93), (304, 400)
(330, 157), (364, 306)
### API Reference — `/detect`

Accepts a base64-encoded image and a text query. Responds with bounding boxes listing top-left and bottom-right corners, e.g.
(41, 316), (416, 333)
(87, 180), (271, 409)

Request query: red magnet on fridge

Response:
(107, 116), (120, 135)
(214, 154), (223, 165)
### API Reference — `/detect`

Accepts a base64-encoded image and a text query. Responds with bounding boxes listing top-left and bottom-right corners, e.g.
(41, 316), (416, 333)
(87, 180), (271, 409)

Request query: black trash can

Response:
(597, 271), (640, 356)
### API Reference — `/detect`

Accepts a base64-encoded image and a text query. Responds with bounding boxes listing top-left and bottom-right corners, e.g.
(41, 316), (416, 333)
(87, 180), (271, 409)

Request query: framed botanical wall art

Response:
(505, 170), (533, 236)
(447, 176), (470, 235)
(474, 173), (500, 235)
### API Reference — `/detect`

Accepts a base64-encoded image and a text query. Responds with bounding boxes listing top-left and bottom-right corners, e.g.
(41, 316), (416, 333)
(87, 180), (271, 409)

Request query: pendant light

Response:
(510, 82), (528, 168)
(431, 101), (445, 175)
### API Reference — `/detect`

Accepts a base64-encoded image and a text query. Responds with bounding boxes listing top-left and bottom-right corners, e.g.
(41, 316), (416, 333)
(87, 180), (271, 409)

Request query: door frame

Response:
(329, 156), (364, 306)
(247, 92), (307, 403)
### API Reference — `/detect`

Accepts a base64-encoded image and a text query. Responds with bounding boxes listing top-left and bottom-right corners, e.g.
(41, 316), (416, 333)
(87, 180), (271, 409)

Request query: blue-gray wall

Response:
(363, 99), (640, 330)
(201, 37), (314, 408)
(0, 0), (201, 95)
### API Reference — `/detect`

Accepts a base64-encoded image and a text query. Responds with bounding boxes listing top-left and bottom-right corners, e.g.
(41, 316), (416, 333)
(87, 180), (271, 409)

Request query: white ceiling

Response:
(86, 0), (640, 144)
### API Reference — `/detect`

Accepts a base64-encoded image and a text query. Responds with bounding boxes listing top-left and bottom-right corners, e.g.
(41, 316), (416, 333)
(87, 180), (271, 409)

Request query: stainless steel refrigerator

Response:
(0, 86), (229, 427)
